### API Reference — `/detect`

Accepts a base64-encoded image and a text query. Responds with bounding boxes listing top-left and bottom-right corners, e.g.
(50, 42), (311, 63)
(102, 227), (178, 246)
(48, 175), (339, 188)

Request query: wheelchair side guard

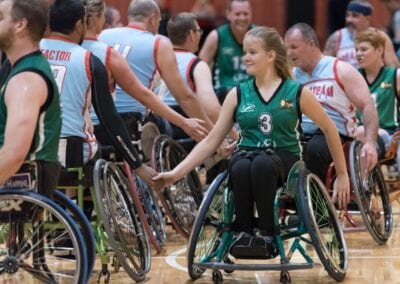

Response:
(284, 160), (306, 196)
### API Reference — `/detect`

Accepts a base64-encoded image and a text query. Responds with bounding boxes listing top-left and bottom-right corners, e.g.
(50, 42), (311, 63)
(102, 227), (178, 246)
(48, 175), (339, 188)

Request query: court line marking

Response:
(162, 245), (400, 273)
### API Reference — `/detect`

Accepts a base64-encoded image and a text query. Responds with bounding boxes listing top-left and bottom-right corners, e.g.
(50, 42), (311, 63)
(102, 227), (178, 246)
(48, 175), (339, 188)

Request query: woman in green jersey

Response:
(355, 27), (400, 158)
(154, 26), (349, 258)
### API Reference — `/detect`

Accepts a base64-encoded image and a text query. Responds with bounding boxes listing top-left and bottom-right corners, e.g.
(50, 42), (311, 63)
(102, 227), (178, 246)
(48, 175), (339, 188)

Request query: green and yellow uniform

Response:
(235, 79), (303, 156)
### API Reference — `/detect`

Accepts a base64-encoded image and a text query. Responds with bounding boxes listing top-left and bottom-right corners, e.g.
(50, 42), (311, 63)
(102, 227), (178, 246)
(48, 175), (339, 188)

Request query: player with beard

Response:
(324, 0), (398, 68)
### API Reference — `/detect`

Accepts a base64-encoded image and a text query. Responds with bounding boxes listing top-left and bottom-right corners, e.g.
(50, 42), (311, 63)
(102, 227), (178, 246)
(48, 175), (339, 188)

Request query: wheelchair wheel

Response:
(122, 161), (164, 252)
(93, 159), (151, 281)
(349, 140), (393, 244)
(152, 135), (203, 238)
(297, 170), (347, 282)
(0, 190), (88, 284)
(187, 172), (230, 280)
(53, 189), (96, 279)
(133, 173), (167, 247)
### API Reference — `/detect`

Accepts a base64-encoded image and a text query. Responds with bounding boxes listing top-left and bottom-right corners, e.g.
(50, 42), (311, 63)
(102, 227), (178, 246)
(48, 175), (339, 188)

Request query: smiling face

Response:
(227, 0), (252, 34)
(242, 35), (271, 75)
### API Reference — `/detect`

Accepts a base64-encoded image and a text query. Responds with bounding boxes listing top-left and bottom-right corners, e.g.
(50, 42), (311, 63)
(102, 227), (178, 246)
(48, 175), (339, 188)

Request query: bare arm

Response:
(157, 37), (213, 131)
(0, 72), (47, 183)
(153, 88), (237, 188)
(109, 48), (207, 140)
(338, 61), (378, 169)
(381, 31), (399, 67)
(300, 88), (350, 208)
(193, 61), (221, 123)
(198, 29), (218, 69)
(323, 31), (339, 56)
(193, 61), (239, 140)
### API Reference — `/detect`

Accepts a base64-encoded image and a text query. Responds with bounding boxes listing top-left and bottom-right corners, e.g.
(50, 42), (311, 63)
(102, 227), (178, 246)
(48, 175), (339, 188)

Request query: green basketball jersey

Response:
(213, 24), (254, 92)
(357, 67), (399, 131)
(0, 51), (61, 163)
(235, 79), (303, 156)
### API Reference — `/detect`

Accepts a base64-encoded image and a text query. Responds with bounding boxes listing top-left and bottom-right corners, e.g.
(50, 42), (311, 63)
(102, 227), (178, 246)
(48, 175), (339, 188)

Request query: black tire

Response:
(53, 189), (96, 278)
(93, 159), (151, 281)
(0, 190), (88, 284)
(152, 135), (203, 238)
(133, 172), (167, 246)
(297, 170), (347, 282)
(349, 140), (393, 244)
(187, 172), (230, 280)
(121, 161), (163, 252)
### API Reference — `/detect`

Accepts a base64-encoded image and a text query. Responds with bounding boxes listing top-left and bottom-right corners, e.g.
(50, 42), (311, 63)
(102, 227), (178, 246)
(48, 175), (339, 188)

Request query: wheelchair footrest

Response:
(229, 232), (278, 259)
(196, 261), (315, 271)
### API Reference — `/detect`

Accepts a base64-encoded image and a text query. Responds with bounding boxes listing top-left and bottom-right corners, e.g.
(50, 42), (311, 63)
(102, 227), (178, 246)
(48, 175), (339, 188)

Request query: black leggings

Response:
(229, 150), (298, 236)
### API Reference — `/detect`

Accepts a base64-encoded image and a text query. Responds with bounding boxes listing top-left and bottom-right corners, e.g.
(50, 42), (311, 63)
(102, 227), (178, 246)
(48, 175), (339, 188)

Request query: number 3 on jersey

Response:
(259, 113), (272, 134)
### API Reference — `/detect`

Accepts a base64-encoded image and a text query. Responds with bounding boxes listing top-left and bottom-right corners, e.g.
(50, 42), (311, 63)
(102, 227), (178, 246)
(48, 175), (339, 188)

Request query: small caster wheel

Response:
(112, 255), (120, 272)
(280, 270), (291, 283)
(212, 270), (223, 284)
(97, 264), (111, 283)
(223, 256), (234, 273)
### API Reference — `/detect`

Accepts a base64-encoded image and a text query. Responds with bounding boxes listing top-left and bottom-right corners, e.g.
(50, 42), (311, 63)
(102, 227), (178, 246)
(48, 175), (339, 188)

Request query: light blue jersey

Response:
(159, 49), (199, 106)
(40, 35), (97, 165)
(82, 37), (113, 125)
(293, 56), (357, 137)
(99, 25), (161, 114)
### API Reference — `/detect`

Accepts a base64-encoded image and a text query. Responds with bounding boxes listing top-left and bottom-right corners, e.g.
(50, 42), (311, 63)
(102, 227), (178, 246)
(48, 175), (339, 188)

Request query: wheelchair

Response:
(0, 161), (89, 283)
(151, 134), (203, 239)
(131, 111), (204, 239)
(100, 113), (167, 252)
(187, 161), (347, 284)
(57, 138), (151, 283)
(325, 140), (393, 244)
(380, 132), (400, 203)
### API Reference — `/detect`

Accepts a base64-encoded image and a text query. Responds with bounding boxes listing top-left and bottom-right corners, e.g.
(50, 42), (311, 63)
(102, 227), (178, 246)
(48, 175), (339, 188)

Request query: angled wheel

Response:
(133, 173), (167, 247)
(152, 135), (203, 238)
(349, 140), (393, 244)
(122, 161), (165, 252)
(297, 170), (347, 282)
(53, 189), (96, 279)
(187, 172), (231, 280)
(93, 159), (151, 281)
(0, 190), (88, 284)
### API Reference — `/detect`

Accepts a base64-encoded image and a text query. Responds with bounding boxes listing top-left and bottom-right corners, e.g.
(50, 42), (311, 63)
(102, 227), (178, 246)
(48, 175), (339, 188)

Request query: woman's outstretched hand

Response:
(152, 171), (177, 191)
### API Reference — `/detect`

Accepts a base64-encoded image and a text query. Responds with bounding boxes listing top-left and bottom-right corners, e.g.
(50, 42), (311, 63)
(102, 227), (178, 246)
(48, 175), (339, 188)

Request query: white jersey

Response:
(293, 56), (357, 137)
(335, 28), (358, 68)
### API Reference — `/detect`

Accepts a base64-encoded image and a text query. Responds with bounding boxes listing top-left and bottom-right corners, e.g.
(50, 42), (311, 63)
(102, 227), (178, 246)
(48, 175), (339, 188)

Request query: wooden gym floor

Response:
(87, 201), (400, 284)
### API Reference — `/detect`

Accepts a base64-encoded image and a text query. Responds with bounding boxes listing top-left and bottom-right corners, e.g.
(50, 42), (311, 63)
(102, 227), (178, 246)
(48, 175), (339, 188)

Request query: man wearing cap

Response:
(324, 0), (399, 67)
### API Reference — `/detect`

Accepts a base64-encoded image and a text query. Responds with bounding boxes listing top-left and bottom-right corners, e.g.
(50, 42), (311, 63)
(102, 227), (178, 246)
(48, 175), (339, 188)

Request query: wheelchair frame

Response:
(187, 161), (347, 284)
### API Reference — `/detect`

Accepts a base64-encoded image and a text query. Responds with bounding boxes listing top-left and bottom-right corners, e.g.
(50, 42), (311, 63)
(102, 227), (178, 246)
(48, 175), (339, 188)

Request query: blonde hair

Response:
(245, 26), (292, 79)
(83, 0), (105, 20)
